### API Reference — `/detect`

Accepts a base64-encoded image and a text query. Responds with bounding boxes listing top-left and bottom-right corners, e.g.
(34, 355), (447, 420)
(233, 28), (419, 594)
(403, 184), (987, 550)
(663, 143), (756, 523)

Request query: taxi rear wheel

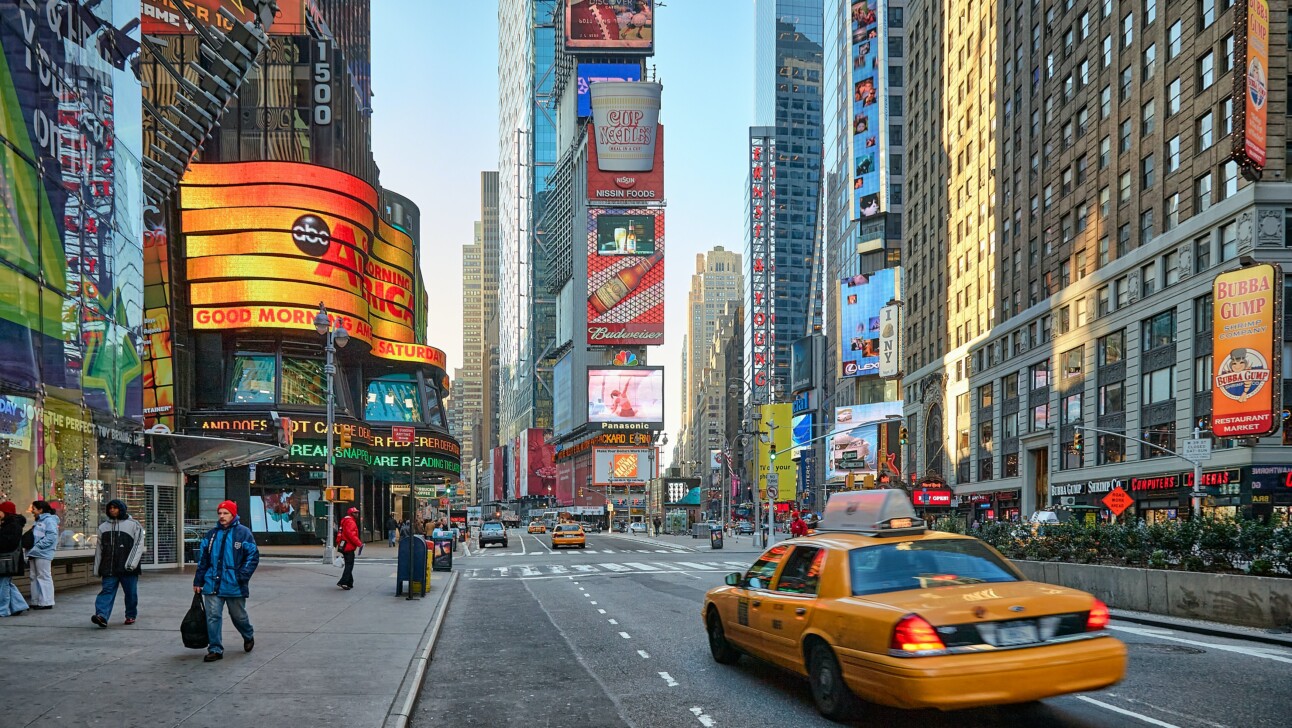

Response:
(706, 610), (740, 665)
(808, 642), (859, 721)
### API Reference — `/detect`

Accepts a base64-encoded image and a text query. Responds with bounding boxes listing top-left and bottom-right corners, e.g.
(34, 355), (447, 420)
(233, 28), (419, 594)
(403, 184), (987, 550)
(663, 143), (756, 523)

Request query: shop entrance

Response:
(247, 465), (328, 545)
(117, 479), (181, 567)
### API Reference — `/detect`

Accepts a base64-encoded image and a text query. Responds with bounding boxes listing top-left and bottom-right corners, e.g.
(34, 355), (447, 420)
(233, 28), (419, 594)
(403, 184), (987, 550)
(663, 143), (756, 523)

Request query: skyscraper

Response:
(498, 0), (559, 448)
(680, 247), (744, 473)
(458, 172), (501, 475)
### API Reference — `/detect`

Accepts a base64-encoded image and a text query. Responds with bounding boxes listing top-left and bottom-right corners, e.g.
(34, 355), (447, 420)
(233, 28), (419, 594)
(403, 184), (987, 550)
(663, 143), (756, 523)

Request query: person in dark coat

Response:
(0, 501), (30, 617)
(386, 512), (399, 547)
(91, 499), (146, 627)
(193, 500), (259, 662)
(336, 507), (362, 590)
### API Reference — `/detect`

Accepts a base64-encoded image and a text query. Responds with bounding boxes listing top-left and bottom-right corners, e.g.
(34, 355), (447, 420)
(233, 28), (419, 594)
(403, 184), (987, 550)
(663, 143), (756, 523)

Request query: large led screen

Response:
(837, 268), (898, 378)
(566, 0), (654, 53)
(588, 367), (663, 429)
(578, 63), (642, 117)
(587, 208), (664, 345)
(851, 0), (882, 219)
(179, 161), (445, 370)
(827, 401), (903, 480)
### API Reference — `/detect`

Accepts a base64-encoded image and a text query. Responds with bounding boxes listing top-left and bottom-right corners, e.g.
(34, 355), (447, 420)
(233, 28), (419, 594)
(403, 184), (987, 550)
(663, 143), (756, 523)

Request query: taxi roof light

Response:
(890, 614), (946, 655)
(1086, 599), (1111, 631)
(817, 489), (928, 537)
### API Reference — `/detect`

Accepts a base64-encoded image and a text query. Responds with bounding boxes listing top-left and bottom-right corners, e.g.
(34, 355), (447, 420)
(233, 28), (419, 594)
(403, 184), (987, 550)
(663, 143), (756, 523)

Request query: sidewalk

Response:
(0, 558), (455, 728)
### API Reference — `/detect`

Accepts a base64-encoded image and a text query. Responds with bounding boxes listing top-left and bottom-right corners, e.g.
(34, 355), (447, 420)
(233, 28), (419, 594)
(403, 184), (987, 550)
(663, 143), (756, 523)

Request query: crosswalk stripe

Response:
(677, 562), (717, 570)
(623, 562), (659, 571)
(601, 549), (615, 554)
(518, 565), (541, 576)
(722, 561), (749, 567)
(601, 563), (632, 572)
(549, 565), (569, 574)
(653, 562), (684, 571)
(572, 565), (599, 573)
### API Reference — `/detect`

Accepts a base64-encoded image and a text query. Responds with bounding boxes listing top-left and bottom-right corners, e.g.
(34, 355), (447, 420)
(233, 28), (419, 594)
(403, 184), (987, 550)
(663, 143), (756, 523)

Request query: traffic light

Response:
(845, 472), (856, 490)
(899, 427), (909, 445)
(339, 430), (352, 450)
(578, 488), (584, 498)
(1073, 432), (1083, 451)
(862, 474), (876, 490)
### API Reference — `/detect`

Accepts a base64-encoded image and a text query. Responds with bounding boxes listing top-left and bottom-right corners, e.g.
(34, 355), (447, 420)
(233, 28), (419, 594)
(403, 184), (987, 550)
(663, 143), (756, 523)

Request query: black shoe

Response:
(244, 638), (255, 653)
(91, 614), (107, 629)
(31, 605), (53, 610)
(203, 652), (223, 662)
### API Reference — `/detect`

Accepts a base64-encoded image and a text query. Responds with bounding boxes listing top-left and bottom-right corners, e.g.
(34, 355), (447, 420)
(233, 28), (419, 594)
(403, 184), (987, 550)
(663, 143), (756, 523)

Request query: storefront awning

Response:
(147, 431), (287, 474)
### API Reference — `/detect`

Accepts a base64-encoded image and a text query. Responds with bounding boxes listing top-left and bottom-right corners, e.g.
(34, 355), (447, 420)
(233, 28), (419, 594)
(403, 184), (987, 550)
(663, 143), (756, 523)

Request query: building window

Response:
(1119, 172), (1132, 204)
(1100, 137), (1111, 168)
(1166, 193), (1181, 230)
(1103, 35), (1113, 67)
(1077, 297), (1089, 326)
(1101, 86), (1112, 118)
(1145, 0), (1157, 24)
(1195, 354), (1214, 393)
(1098, 381), (1125, 416)
(1195, 294), (1213, 332)
(979, 383), (993, 408)
(1120, 66), (1133, 101)
(366, 376), (423, 423)
(1098, 285), (1111, 316)
(1023, 360), (1048, 392)
(1116, 276), (1130, 308)
(1062, 346), (1084, 379)
(1168, 21), (1183, 59)
(1198, 51), (1215, 89)
(281, 358), (326, 405)
(1200, 0), (1216, 29)
(1004, 453), (1019, 477)
(1033, 403), (1050, 431)
(1222, 160), (1239, 199)
(1143, 421), (1176, 460)
(1062, 392), (1083, 425)
(1119, 223), (1131, 256)
(1099, 330), (1125, 366)
(1195, 235), (1212, 272)
(1099, 434), (1126, 464)
(1143, 43), (1156, 80)
(1120, 119), (1133, 152)
(1196, 173), (1213, 213)
(1003, 372), (1019, 398)
(1222, 97), (1234, 135)
(1197, 112), (1215, 150)
(1143, 310), (1176, 351)
(1167, 135), (1181, 171)
(1221, 222), (1238, 261)
(1165, 249), (1181, 286)
(1098, 236), (1110, 266)
(228, 354), (276, 404)
(1141, 208), (1155, 246)
(1141, 154), (1155, 188)
(1078, 106), (1090, 136)
(1142, 262), (1158, 297)
(1122, 13), (1134, 46)
(1221, 34), (1234, 73)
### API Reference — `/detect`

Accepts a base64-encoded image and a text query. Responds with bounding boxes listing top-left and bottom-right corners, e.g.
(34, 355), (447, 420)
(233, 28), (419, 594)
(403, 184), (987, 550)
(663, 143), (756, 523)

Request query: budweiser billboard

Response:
(589, 82), (661, 172)
(586, 208), (664, 345)
(588, 124), (664, 202)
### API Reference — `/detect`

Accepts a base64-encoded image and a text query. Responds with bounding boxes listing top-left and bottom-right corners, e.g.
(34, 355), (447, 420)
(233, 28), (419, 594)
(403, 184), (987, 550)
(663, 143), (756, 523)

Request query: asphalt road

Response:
(412, 530), (1292, 728)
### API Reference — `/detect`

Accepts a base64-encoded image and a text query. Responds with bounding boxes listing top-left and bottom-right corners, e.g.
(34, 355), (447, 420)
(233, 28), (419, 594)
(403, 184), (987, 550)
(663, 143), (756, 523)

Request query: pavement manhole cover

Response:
(1126, 642), (1205, 655)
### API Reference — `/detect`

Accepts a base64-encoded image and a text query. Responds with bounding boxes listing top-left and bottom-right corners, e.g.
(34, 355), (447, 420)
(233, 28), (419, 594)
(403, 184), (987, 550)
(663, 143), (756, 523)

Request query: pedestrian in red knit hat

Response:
(192, 500), (258, 662)
(335, 507), (362, 590)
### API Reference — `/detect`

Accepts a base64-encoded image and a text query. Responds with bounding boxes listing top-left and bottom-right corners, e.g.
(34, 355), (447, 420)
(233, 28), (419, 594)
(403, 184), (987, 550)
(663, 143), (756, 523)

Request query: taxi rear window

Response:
(848, 539), (1021, 597)
(556, 524), (581, 532)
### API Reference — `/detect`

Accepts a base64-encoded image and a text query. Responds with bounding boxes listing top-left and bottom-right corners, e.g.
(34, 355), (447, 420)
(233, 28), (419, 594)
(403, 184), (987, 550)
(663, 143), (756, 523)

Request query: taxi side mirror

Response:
(724, 572), (741, 587)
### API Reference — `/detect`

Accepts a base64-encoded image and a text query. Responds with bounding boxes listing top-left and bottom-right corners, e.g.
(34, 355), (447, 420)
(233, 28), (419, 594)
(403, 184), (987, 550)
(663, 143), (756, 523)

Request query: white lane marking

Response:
(636, 549), (651, 553)
(572, 565), (599, 573)
(722, 561), (750, 567)
(492, 567), (510, 576)
(608, 618), (619, 625)
(689, 706), (716, 727)
(1074, 696), (1181, 728)
(549, 565), (570, 574)
(1102, 694), (1231, 728)
(637, 650), (650, 659)
(518, 565), (541, 577)
(601, 563), (632, 572)
(1110, 625), (1292, 665)
(653, 562), (684, 571)
(654, 549), (670, 553)
(678, 562), (717, 570)
(590, 601), (598, 605)
(623, 562), (659, 571)
(659, 671), (678, 687)
(601, 549), (615, 553)
(578, 586), (585, 591)
(619, 632), (631, 639)
(584, 593), (592, 598)
(518, 535), (527, 555)
(598, 609), (607, 614)
(532, 533), (554, 554)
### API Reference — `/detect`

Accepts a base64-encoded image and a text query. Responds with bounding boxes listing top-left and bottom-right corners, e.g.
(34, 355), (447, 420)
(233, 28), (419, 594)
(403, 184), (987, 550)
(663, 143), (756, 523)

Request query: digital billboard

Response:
(141, 0), (306, 34)
(179, 161), (445, 370)
(592, 447), (657, 486)
(142, 206), (175, 430)
(838, 268), (898, 378)
(757, 404), (797, 501)
(790, 336), (814, 392)
(1211, 264), (1282, 437)
(827, 401), (903, 481)
(588, 367), (663, 431)
(851, 0), (882, 219)
(566, 0), (654, 53)
(578, 63), (642, 117)
(587, 208), (664, 345)
(792, 413), (813, 454)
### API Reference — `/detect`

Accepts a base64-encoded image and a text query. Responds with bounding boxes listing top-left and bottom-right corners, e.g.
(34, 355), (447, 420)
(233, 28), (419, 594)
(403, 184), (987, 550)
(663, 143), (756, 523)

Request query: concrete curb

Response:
(383, 569), (460, 728)
(1110, 609), (1292, 648)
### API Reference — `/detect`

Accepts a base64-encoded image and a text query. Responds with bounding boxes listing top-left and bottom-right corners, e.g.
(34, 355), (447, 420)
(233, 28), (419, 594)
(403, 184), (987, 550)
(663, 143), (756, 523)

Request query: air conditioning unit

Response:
(1061, 496), (1076, 506)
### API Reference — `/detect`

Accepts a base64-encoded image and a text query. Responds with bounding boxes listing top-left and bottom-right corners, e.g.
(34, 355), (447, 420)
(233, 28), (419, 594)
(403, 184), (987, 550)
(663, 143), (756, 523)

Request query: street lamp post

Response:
(314, 302), (349, 564)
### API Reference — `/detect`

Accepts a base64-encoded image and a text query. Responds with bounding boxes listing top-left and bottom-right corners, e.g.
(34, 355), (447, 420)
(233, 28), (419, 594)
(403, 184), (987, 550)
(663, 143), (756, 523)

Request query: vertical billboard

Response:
(850, 0), (882, 219)
(491, 446), (507, 502)
(1, 0), (145, 420)
(587, 208), (665, 345)
(1234, 0), (1269, 172)
(748, 130), (777, 402)
(838, 268), (898, 377)
(791, 413), (814, 453)
(142, 206), (174, 430)
(758, 403), (797, 501)
(827, 402), (903, 480)
(878, 302), (901, 378)
(520, 428), (557, 500)
(565, 0), (654, 53)
(1211, 264), (1281, 437)
(578, 63), (642, 117)
(589, 81), (662, 172)
(588, 125), (664, 201)
(790, 336), (815, 393)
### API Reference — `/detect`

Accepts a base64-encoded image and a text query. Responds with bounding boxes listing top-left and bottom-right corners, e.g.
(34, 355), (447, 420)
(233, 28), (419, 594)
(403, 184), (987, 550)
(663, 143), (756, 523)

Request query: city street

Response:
(415, 530), (1292, 728)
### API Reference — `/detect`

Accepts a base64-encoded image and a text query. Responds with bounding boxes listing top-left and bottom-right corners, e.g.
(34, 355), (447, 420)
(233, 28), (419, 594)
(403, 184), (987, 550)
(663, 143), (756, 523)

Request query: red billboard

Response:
(588, 124), (664, 202)
(586, 208), (664, 345)
(520, 428), (557, 500)
(141, 0), (307, 34)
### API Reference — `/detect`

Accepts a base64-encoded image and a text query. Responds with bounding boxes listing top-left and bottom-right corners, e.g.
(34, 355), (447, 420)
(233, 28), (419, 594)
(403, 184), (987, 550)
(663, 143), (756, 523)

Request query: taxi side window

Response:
(743, 544), (788, 589)
(774, 546), (826, 595)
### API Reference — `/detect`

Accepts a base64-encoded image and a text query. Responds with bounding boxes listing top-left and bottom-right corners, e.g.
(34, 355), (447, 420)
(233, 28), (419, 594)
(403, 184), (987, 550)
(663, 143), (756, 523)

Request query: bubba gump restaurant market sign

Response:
(1049, 479), (1125, 498)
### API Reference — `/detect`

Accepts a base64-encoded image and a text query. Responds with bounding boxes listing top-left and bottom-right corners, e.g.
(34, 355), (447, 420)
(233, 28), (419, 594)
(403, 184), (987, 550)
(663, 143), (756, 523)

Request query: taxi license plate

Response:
(991, 622), (1039, 647)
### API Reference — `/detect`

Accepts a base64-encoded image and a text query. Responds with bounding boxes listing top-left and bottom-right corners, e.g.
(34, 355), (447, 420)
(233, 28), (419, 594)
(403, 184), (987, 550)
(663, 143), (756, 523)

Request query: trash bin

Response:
(710, 527), (724, 550)
(431, 536), (454, 572)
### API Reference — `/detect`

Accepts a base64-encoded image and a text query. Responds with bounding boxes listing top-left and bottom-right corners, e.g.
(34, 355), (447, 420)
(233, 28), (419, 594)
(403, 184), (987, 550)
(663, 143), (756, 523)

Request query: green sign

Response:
(287, 443), (461, 474)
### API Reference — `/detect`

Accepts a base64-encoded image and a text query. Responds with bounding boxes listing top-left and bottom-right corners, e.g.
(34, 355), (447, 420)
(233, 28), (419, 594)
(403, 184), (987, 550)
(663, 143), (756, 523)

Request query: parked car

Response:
(628, 522), (647, 534)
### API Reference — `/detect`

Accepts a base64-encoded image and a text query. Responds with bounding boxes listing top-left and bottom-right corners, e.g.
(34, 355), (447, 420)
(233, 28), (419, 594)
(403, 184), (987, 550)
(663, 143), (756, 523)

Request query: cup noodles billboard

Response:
(589, 81), (661, 172)
(566, 0), (654, 52)
(588, 125), (664, 202)
(587, 208), (664, 345)
(1211, 264), (1282, 437)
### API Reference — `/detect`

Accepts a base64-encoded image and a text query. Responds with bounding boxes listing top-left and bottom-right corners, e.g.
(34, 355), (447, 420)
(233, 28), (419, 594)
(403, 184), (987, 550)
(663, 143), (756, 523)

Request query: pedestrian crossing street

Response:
(460, 559), (752, 580)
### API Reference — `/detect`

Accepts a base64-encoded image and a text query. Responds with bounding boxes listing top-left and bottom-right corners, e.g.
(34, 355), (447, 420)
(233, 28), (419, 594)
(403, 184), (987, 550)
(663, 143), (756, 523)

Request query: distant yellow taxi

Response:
(702, 490), (1126, 719)
(551, 523), (586, 549)
(528, 522), (546, 534)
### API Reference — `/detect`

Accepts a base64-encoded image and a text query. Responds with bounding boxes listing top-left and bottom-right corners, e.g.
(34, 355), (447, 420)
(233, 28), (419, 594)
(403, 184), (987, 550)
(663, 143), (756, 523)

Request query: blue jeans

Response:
(203, 594), (253, 654)
(388, 529), (396, 546)
(95, 574), (139, 620)
(0, 576), (29, 616)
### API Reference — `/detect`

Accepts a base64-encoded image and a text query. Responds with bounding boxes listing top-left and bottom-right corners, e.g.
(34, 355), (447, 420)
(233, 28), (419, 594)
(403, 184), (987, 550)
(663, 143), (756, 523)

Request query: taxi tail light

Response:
(890, 614), (946, 654)
(1086, 599), (1111, 631)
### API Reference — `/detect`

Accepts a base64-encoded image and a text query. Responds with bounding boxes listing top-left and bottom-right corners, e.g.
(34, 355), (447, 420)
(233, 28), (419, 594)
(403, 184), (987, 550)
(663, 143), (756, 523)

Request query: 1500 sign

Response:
(313, 40), (332, 126)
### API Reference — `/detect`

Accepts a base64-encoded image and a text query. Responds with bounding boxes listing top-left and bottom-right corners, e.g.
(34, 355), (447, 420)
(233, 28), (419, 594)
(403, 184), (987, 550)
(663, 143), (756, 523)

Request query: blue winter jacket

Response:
(27, 513), (60, 560)
(193, 517), (260, 598)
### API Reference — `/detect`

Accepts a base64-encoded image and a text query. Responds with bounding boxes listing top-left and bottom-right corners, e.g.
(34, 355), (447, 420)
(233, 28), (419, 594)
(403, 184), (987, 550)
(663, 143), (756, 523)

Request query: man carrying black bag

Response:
(192, 501), (259, 662)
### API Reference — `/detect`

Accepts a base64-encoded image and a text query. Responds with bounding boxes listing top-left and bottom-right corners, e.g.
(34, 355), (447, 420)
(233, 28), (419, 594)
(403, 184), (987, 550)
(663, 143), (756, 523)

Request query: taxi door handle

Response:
(752, 600), (761, 607)
(795, 607), (807, 616)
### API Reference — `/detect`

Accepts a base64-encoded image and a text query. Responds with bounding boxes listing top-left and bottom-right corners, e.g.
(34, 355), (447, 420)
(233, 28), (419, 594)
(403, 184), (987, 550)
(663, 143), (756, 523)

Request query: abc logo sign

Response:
(292, 214), (331, 256)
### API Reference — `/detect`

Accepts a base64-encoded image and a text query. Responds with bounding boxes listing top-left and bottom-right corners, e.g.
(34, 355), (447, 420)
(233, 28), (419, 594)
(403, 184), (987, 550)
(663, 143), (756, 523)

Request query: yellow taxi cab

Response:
(528, 521), (547, 534)
(701, 490), (1126, 720)
(551, 522), (586, 549)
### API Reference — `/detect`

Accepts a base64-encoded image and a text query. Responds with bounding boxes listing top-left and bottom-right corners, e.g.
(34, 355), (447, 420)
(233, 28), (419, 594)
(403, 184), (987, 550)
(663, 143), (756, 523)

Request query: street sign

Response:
(1181, 438), (1212, 462)
(392, 425), (415, 445)
(766, 472), (780, 501)
(1102, 487), (1134, 516)
(766, 485), (779, 501)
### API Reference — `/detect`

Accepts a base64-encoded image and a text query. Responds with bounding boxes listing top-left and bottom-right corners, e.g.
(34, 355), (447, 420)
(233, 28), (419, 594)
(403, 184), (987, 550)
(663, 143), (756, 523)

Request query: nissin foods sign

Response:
(179, 162), (445, 370)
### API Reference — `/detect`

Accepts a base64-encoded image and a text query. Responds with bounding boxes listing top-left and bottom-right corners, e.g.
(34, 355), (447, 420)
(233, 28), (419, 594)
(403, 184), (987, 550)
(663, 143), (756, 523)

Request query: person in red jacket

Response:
(335, 507), (362, 590)
(789, 512), (809, 538)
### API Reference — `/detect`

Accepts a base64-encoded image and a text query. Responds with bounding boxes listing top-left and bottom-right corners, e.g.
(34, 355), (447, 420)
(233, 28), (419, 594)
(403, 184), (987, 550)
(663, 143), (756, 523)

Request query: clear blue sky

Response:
(371, 2), (755, 453)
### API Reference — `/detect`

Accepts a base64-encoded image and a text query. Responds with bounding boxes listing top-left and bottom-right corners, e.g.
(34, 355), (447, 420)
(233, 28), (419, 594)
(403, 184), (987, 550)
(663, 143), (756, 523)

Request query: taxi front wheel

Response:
(808, 642), (860, 721)
(706, 611), (740, 664)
